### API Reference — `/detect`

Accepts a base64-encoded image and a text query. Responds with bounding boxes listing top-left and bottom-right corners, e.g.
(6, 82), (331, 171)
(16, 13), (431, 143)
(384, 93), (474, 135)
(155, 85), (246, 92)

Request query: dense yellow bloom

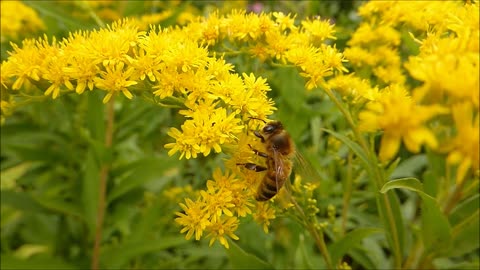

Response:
(358, 1), (469, 33)
(326, 74), (379, 103)
(181, 11), (344, 91)
(358, 85), (448, 161)
(165, 107), (243, 159)
(175, 168), (255, 248)
(405, 33), (479, 107)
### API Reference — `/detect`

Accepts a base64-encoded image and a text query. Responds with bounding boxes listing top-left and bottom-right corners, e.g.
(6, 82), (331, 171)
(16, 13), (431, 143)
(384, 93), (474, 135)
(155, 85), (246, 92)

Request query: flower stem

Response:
(287, 188), (333, 268)
(341, 152), (354, 235)
(91, 96), (115, 270)
(323, 88), (403, 268)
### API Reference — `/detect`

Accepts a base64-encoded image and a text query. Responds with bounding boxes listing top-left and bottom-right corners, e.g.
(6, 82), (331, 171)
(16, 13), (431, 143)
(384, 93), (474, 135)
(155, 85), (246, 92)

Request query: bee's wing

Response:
(272, 147), (287, 192)
(292, 150), (324, 184)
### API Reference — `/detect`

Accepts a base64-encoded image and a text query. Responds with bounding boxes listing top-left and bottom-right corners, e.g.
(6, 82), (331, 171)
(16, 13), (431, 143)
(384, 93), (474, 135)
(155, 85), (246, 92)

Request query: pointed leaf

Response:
(329, 228), (383, 264)
(321, 128), (370, 170)
(450, 208), (479, 257)
(107, 156), (178, 202)
(100, 236), (188, 268)
(380, 178), (452, 254)
(226, 241), (273, 269)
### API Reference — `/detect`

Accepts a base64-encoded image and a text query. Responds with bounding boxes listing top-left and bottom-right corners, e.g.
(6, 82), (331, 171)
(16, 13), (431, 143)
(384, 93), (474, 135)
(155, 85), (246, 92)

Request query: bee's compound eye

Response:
(263, 124), (275, 133)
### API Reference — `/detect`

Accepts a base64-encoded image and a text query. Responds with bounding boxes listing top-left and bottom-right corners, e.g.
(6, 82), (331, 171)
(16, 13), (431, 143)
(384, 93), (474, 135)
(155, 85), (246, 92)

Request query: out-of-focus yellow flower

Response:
(136, 11), (173, 30)
(445, 102), (479, 184)
(358, 84), (448, 161)
(0, 0), (45, 42)
(327, 74), (379, 103)
(405, 35), (479, 107)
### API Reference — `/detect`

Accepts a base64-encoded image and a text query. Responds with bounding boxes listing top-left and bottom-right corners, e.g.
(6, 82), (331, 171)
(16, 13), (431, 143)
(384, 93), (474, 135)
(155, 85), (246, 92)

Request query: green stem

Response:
(442, 171), (467, 215)
(285, 184), (333, 269)
(323, 88), (403, 268)
(341, 152), (354, 235)
(77, 0), (105, 28)
(91, 96), (115, 270)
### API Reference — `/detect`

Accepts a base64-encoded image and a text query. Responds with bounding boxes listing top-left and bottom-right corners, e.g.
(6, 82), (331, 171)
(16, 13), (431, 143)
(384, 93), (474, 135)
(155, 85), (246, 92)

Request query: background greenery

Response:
(1, 1), (478, 269)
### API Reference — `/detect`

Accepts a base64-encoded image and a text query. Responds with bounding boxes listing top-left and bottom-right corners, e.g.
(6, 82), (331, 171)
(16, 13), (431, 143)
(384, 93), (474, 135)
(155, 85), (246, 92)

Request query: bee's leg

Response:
(248, 144), (268, 158)
(237, 163), (267, 172)
(254, 131), (265, 143)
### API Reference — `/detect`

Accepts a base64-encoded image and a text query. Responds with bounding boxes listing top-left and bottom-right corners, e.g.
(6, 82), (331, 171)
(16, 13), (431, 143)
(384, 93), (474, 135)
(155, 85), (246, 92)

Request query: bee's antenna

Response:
(249, 117), (267, 124)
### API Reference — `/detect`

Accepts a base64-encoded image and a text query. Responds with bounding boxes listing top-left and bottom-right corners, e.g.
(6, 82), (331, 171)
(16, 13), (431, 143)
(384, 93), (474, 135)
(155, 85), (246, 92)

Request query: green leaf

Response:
(294, 234), (314, 269)
(376, 191), (405, 267)
(100, 236), (188, 268)
(329, 228), (383, 264)
(274, 68), (306, 112)
(321, 128), (370, 172)
(1, 254), (78, 270)
(1, 190), (45, 213)
(24, 1), (89, 31)
(450, 208), (479, 257)
(380, 177), (424, 193)
(389, 155), (427, 179)
(226, 241), (273, 269)
(107, 156), (178, 202)
(82, 149), (100, 233)
(0, 163), (32, 190)
(380, 178), (452, 254)
(32, 195), (84, 222)
(87, 91), (106, 142)
(449, 194), (479, 226)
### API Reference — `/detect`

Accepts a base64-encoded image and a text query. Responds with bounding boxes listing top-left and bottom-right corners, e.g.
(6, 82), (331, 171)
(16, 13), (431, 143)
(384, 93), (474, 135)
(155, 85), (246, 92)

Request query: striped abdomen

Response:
(255, 156), (292, 201)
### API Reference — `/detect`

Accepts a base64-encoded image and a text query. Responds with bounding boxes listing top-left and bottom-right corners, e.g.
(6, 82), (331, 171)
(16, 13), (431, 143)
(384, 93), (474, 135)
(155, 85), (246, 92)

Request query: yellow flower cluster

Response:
(158, 10), (351, 250)
(1, 10), (345, 158)
(344, 1), (479, 182)
(182, 10), (346, 89)
(1, 11), (342, 248)
(175, 167), (276, 248)
(1, 18), (275, 157)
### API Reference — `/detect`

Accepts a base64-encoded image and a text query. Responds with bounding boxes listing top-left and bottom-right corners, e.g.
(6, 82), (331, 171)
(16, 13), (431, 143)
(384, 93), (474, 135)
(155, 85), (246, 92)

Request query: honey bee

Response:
(238, 119), (295, 201)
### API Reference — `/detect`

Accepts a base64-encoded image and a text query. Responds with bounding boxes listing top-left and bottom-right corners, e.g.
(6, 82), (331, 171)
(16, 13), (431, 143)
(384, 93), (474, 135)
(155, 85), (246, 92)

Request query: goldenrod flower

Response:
(206, 216), (240, 249)
(165, 107), (243, 159)
(272, 12), (297, 31)
(175, 168), (252, 248)
(358, 84), (448, 161)
(6, 39), (44, 90)
(253, 202), (276, 233)
(94, 61), (137, 103)
(175, 198), (210, 241)
(301, 17), (336, 44)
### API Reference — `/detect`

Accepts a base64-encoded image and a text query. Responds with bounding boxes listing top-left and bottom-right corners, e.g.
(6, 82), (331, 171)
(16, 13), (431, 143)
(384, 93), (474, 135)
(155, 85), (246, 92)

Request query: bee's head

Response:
(263, 121), (283, 135)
